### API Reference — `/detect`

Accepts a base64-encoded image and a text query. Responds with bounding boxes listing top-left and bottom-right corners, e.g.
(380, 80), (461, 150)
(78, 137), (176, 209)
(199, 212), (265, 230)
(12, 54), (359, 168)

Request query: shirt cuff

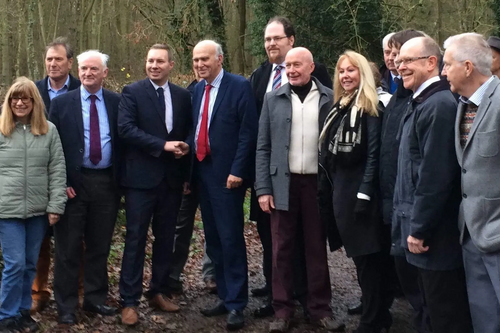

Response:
(357, 193), (371, 201)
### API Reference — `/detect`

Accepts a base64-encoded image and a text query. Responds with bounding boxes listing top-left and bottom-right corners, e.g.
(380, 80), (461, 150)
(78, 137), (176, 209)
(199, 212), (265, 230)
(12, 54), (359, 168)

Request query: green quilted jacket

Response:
(0, 121), (67, 219)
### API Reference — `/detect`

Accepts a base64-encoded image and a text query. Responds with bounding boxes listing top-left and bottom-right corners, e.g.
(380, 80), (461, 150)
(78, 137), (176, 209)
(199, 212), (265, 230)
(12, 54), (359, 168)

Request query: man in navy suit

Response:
(50, 50), (122, 325)
(117, 44), (191, 326)
(32, 37), (81, 313)
(191, 40), (258, 331)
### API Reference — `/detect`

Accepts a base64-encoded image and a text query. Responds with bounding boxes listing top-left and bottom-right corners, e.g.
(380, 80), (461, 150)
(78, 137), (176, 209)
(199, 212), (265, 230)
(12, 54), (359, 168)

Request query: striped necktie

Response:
(272, 65), (283, 90)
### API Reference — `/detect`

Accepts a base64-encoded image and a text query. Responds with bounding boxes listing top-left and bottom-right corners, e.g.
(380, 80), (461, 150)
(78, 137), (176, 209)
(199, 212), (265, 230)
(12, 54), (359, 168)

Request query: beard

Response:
(267, 50), (284, 64)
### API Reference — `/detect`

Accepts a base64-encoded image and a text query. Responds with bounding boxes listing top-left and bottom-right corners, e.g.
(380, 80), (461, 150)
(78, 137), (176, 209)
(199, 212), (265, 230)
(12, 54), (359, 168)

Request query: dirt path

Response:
(36, 222), (414, 333)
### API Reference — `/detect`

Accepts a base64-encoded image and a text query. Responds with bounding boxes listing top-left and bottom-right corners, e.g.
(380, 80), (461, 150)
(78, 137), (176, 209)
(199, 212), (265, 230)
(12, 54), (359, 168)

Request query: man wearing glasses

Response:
(393, 36), (472, 333)
(248, 16), (332, 319)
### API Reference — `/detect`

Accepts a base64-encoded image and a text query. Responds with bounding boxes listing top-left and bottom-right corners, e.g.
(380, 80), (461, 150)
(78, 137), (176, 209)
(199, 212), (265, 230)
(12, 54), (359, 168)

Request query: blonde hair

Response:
(334, 51), (379, 116)
(0, 77), (48, 137)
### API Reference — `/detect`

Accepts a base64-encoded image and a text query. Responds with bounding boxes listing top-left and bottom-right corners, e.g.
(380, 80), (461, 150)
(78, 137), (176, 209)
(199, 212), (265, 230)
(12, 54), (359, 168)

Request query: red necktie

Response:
(89, 95), (101, 165)
(197, 85), (212, 161)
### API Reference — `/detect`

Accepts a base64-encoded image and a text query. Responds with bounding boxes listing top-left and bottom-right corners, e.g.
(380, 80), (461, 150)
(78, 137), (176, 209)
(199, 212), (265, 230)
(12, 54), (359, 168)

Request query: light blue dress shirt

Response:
(80, 86), (112, 169)
(47, 76), (70, 100)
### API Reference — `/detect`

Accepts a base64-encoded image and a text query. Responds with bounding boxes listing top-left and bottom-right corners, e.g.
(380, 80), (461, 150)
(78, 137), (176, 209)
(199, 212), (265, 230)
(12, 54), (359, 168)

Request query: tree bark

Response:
(0, 0), (11, 85)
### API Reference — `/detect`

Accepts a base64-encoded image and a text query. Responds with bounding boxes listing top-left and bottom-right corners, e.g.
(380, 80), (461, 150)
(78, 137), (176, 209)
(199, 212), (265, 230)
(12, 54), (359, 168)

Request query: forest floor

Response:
(35, 217), (415, 333)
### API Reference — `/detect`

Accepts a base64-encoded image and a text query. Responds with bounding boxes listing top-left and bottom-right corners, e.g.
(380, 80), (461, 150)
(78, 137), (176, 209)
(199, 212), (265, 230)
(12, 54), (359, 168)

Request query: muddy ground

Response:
(35, 220), (414, 333)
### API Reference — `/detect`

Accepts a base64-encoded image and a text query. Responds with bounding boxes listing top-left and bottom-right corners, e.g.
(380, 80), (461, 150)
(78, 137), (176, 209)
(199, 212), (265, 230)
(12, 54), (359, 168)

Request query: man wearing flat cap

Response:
(487, 36), (500, 76)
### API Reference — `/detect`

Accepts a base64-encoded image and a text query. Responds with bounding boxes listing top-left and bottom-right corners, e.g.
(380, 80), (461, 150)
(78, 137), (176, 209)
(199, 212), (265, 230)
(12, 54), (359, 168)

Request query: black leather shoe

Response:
(82, 302), (117, 316)
(347, 301), (363, 315)
(58, 313), (76, 325)
(200, 301), (228, 317)
(226, 310), (244, 330)
(19, 310), (39, 332)
(0, 317), (21, 332)
(251, 286), (270, 297)
(254, 303), (274, 318)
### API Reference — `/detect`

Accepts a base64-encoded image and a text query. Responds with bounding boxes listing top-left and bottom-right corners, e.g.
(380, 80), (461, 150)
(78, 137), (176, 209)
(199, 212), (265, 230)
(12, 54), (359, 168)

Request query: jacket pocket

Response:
(476, 130), (499, 157)
(482, 197), (500, 242)
(270, 165), (277, 176)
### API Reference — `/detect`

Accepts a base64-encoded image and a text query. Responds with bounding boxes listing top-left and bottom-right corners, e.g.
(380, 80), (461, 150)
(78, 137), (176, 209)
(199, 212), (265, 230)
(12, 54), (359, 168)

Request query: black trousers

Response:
(352, 252), (393, 331)
(119, 178), (183, 307)
(417, 266), (473, 333)
(53, 168), (119, 314)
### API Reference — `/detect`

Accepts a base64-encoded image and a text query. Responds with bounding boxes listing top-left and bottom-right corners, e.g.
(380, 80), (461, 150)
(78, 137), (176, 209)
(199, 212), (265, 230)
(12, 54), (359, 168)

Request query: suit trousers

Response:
(393, 255), (431, 333)
(462, 233), (500, 333)
(352, 252), (393, 330)
(417, 265), (472, 333)
(270, 174), (331, 321)
(54, 168), (119, 314)
(119, 178), (182, 306)
(196, 157), (248, 311)
(169, 184), (215, 284)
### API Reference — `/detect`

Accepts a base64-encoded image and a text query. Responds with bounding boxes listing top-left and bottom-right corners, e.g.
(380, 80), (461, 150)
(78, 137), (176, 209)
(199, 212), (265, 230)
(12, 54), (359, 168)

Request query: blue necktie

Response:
(272, 65), (283, 90)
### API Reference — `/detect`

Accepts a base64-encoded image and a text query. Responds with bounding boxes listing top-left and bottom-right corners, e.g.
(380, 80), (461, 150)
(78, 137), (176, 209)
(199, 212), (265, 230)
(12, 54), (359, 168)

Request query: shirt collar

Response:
(459, 76), (495, 106)
(81, 85), (104, 101)
(272, 62), (286, 71)
(205, 69), (224, 88)
(413, 76), (440, 99)
(47, 75), (70, 92)
(149, 79), (169, 91)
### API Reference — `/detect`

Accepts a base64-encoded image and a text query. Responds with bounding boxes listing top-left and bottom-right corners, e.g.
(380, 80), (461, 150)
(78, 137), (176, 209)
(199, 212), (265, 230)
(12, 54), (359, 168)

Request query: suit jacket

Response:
(249, 60), (332, 117)
(456, 76), (500, 253)
(255, 77), (333, 211)
(49, 88), (122, 194)
(36, 74), (81, 113)
(118, 79), (192, 190)
(191, 71), (258, 185)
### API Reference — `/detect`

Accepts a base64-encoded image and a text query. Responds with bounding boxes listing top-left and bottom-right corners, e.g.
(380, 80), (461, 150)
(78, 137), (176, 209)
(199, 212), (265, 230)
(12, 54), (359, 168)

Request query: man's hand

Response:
(226, 174), (243, 189)
(164, 141), (190, 158)
(407, 235), (429, 254)
(183, 182), (191, 195)
(66, 187), (76, 199)
(258, 195), (275, 214)
(48, 213), (60, 225)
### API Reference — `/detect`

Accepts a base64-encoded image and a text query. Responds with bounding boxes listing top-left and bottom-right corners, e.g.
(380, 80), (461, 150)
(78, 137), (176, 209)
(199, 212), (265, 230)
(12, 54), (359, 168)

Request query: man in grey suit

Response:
(443, 32), (500, 333)
(255, 47), (344, 333)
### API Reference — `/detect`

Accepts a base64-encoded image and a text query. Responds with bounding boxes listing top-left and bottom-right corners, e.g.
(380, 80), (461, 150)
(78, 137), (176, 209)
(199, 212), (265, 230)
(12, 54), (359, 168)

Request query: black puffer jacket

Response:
(379, 79), (412, 228)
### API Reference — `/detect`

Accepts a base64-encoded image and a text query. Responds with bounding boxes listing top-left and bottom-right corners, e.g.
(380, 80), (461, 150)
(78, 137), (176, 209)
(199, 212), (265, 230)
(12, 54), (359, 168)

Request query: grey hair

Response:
(443, 33), (492, 76)
(196, 40), (224, 58)
(77, 50), (109, 69)
(382, 32), (395, 48)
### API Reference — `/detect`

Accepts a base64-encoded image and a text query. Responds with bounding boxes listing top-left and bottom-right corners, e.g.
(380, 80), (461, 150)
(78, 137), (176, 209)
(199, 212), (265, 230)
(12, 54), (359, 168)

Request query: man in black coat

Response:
(32, 37), (81, 313)
(50, 50), (122, 325)
(393, 36), (472, 333)
(248, 16), (332, 318)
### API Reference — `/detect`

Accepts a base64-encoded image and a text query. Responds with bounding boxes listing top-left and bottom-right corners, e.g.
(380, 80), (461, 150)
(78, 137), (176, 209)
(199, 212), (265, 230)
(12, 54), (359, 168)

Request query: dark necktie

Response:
(272, 65), (283, 90)
(157, 87), (166, 113)
(196, 84), (212, 161)
(89, 95), (101, 165)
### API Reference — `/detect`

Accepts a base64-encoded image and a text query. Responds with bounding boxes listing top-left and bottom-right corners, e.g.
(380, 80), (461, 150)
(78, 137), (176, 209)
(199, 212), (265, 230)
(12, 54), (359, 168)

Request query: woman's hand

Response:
(48, 213), (60, 225)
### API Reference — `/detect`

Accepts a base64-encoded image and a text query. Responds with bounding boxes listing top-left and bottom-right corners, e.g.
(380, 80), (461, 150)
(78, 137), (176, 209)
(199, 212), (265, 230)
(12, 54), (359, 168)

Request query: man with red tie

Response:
(191, 40), (258, 331)
(50, 50), (122, 325)
(117, 44), (192, 326)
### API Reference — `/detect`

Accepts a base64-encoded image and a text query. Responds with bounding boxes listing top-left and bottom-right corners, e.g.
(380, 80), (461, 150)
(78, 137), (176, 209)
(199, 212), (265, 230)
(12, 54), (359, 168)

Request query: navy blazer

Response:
(118, 79), (192, 190)
(49, 88), (122, 194)
(36, 74), (81, 113)
(191, 71), (258, 185)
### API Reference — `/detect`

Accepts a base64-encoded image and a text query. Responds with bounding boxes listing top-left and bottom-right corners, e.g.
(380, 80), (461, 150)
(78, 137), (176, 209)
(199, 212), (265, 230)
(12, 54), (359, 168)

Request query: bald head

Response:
(285, 47), (315, 86)
(193, 40), (224, 84)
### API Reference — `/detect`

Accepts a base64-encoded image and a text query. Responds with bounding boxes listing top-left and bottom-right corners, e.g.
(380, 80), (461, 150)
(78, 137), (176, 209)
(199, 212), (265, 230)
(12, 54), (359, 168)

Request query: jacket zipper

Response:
(23, 125), (27, 218)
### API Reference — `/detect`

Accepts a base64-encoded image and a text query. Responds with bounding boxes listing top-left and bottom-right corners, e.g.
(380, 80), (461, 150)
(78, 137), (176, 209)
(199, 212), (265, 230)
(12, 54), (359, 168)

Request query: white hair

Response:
(77, 50), (109, 69)
(196, 40), (224, 58)
(443, 33), (492, 76)
(382, 32), (395, 49)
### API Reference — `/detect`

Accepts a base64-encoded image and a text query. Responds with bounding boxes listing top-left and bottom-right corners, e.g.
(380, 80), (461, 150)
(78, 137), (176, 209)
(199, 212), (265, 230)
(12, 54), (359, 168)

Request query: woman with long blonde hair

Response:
(0, 77), (66, 332)
(318, 51), (393, 333)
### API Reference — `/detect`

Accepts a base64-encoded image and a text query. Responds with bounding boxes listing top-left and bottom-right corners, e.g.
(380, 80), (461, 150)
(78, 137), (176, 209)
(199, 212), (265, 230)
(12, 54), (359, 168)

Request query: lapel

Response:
(275, 83), (293, 123)
(210, 71), (229, 122)
(142, 79), (166, 125)
(72, 89), (84, 143)
(257, 61), (273, 101)
(463, 82), (498, 151)
(455, 102), (466, 161)
(192, 82), (203, 127)
(102, 89), (116, 141)
(169, 82), (181, 133)
(40, 77), (51, 111)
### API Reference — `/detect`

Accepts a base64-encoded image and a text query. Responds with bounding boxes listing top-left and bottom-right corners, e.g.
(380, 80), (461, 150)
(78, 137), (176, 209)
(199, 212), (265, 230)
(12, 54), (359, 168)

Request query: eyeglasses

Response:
(394, 56), (431, 67)
(10, 97), (32, 104)
(264, 36), (288, 43)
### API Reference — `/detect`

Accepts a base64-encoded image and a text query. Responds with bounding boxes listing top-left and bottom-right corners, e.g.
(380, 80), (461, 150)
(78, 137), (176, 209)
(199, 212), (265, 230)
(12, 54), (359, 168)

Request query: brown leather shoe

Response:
(149, 294), (180, 312)
(121, 307), (138, 326)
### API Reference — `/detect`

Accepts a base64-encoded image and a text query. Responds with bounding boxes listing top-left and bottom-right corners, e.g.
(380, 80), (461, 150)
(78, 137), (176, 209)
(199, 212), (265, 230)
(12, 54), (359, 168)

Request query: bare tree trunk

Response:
(52, 0), (62, 39)
(0, 0), (11, 85)
(15, 2), (24, 78)
(236, 0), (246, 74)
(37, 0), (47, 48)
(27, 0), (40, 79)
(97, 0), (104, 49)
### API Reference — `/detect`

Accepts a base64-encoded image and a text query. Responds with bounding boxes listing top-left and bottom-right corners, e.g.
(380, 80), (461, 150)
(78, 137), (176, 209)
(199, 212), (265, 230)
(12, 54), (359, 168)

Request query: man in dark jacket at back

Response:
(248, 16), (332, 318)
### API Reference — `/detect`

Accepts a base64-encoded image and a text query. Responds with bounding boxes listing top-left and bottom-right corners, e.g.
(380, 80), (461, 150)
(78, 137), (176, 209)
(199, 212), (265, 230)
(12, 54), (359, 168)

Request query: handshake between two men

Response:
(165, 141), (190, 159)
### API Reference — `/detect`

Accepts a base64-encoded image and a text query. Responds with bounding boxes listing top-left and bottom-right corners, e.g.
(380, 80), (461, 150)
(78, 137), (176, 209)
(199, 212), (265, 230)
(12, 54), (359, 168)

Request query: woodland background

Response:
(1, 0), (500, 88)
